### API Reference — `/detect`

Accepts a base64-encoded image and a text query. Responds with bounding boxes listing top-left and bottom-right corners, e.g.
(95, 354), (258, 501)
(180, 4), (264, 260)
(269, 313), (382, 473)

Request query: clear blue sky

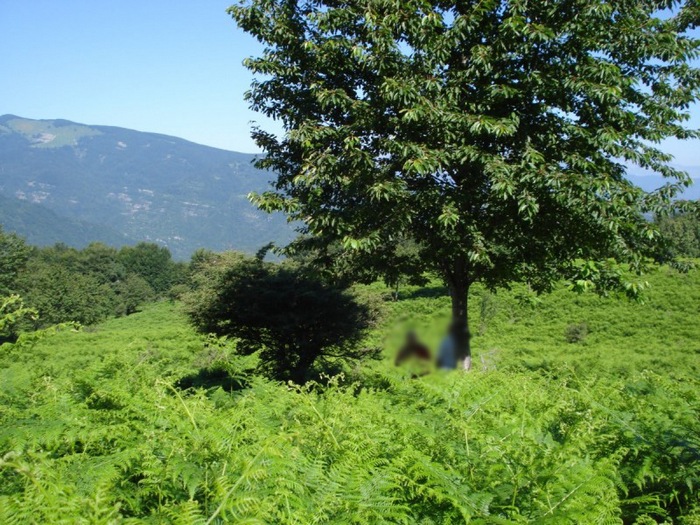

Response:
(0, 0), (698, 165)
(0, 0), (278, 153)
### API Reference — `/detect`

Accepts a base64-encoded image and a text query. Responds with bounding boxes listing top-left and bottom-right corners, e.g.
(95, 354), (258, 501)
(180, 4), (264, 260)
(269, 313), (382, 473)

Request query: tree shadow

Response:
(175, 366), (250, 392)
(398, 285), (448, 300)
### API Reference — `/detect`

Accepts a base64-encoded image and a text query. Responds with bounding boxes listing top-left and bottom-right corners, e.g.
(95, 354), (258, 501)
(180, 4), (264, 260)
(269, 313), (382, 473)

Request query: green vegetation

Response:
(183, 251), (381, 383)
(0, 226), (31, 297)
(657, 206), (700, 259)
(2, 2), (698, 521)
(0, 228), (183, 337)
(1, 265), (698, 523)
(117, 243), (185, 296)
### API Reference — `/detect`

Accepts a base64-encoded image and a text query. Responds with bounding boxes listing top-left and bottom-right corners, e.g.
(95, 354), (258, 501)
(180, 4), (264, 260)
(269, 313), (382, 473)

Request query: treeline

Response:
(1, 228), (382, 382)
(0, 227), (186, 340)
(2, 205), (697, 342)
(657, 204), (700, 259)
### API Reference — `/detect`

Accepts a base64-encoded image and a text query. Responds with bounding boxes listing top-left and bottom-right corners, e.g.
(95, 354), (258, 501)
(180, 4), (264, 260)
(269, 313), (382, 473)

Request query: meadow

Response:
(1, 265), (699, 524)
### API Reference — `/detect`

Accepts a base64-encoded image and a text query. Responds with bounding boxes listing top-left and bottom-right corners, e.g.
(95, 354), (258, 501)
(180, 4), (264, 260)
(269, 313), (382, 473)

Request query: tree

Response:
(288, 235), (429, 298)
(656, 202), (700, 258)
(78, 242), (126, 285)
(0, 226), (31, 296)
(184, 253), (379, 383)
(118, 243), (175, 295)
(114, 274), (155, 316)
(0, 295), (37, 344)
(17, 261), (115, 327)
(230, 0), (699, 367)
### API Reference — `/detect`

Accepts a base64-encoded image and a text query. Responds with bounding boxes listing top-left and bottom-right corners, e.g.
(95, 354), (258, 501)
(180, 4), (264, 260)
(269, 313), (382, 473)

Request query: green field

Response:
(1, 266), (699, 523)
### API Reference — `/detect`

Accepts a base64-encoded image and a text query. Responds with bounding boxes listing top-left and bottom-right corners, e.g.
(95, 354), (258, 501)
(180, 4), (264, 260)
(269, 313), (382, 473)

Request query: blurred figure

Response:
(395, 330), (431, 368)
(438, 322), (471, 371)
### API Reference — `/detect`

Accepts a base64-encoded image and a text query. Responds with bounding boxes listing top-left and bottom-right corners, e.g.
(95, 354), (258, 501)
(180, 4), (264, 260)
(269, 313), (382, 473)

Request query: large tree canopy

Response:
(230, 0), (699, 366)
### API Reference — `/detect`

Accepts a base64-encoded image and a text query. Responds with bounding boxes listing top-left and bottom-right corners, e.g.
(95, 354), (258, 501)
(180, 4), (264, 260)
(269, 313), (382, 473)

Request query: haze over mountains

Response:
(0, 115), (294, 259)
(0, 114), (697, 259)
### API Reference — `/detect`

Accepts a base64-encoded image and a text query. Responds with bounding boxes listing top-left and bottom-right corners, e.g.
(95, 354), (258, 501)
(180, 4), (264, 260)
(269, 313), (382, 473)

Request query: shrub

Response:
(565, 322), (589, 344)
(478, 290), (498, 335)
(114, 274), (155, 316)
(184, 253), (380, 383)
(0, 295), (37, 344)
(656, 206), (700, 259)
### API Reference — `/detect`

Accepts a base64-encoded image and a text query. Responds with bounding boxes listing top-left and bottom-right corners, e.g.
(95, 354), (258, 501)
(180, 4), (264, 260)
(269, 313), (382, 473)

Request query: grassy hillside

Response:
(1, 267), (699, 523)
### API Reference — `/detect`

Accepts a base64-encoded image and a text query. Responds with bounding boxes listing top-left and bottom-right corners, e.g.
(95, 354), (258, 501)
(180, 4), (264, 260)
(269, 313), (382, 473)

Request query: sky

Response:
(0, 0), (277, 153)
(0, 0), (698, 165)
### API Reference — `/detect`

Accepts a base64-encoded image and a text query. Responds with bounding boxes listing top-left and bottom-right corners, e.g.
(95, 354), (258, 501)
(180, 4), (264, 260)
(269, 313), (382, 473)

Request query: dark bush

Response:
(183, 253), (380, 383)
(565, 322), (589, 344)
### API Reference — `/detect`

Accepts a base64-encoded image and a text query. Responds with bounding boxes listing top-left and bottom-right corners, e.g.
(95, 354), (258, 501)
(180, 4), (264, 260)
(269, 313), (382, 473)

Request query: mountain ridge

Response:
(0, 115), (294, 259)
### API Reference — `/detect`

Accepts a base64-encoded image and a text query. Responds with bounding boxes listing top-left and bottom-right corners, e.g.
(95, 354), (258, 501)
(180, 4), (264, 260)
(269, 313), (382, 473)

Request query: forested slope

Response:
(0, 115), (294, 258)
(1, 266), (699, 523)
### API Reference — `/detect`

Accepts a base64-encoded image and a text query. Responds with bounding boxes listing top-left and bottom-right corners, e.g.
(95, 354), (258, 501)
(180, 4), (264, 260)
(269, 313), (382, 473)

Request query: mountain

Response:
(0, 115), (294, 259)
(626, 166), (700, 201)
(0, 192), (132, 248)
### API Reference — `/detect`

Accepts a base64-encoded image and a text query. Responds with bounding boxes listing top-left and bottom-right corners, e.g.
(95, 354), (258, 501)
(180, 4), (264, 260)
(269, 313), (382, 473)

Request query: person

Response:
(438, 322), (471, 371)
(395, 330), (431, 366)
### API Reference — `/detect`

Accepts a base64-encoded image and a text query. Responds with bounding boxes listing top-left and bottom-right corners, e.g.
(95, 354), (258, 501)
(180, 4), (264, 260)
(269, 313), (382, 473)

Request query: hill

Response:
(1, 267), (698, 522)
(0, 192), (131, 248)
(0, 115), (294, 258)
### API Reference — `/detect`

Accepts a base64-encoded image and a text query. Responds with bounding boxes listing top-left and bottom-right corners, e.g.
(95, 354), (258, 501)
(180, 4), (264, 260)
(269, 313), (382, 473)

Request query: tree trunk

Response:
(448, 279), (472, 371)
(290, 351), (317, 384)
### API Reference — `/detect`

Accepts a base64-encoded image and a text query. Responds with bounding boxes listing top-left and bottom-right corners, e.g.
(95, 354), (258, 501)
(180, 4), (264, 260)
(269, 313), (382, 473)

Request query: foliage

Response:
(477, 290), (498, 336)
(0, 295), (37, 344)
(288, 235), (431, 294)
(114, 274), (157, 316)
(184, 252), (380, 382)
(231, 0), (700, 360)
(564, 322), (588, 344)
(1, 237), (186, 330)
(16, 261), (115, 327)
(657, 202), (700, 259)
(0, 226), (31, 297)
(0, 266), (699, 522)
(118, 242), (178, 295)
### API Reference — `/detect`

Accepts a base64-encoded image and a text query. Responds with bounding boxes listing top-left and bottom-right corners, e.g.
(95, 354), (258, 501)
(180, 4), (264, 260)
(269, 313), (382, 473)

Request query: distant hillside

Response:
(0, 115), (294, 259)
(627, 166), (700, 200)
(0, 193), (131, 248)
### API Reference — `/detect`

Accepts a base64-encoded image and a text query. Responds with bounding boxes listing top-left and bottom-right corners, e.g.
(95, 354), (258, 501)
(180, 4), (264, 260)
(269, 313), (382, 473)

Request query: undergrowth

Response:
(1, 266), (699, 523)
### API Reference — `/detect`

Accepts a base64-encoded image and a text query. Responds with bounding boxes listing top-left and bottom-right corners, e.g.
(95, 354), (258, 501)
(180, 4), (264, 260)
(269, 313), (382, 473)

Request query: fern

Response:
(1, 269), (699, 523)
